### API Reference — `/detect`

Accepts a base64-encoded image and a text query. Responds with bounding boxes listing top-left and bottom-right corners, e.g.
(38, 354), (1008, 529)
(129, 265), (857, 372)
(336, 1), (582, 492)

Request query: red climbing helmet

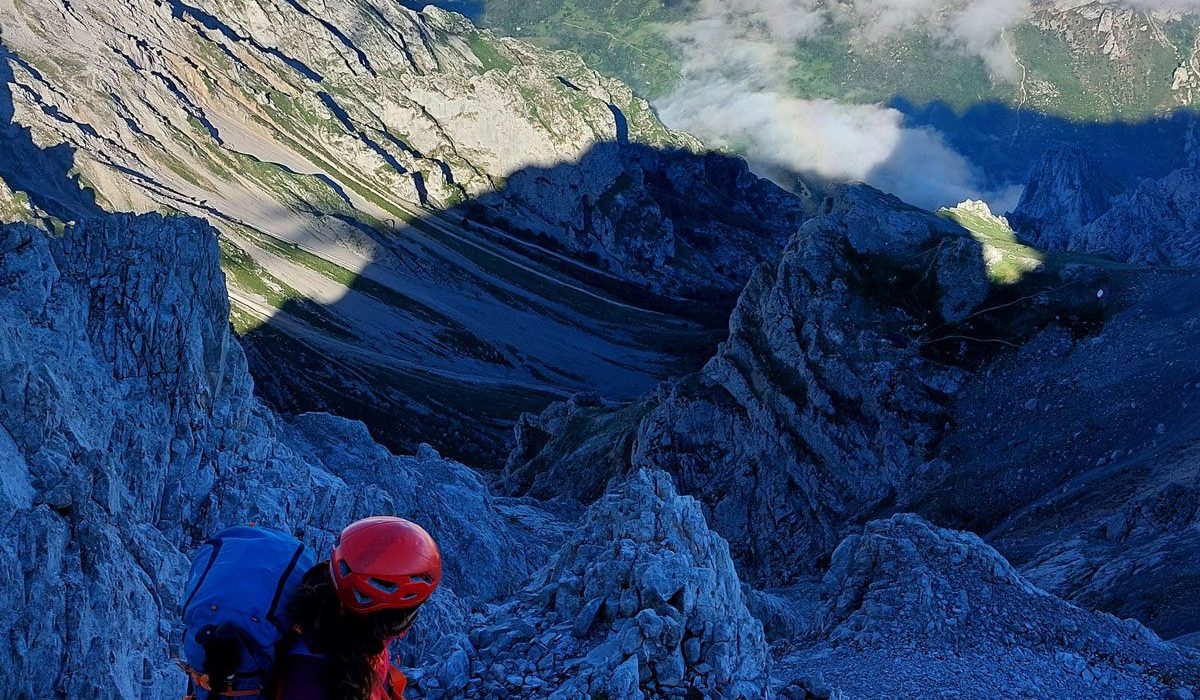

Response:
(329, 516), (442, 614)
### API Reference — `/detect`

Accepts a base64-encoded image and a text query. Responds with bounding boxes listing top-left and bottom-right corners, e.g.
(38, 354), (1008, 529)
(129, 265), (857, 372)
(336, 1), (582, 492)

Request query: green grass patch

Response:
(0, 187), (35, 223)
(940, 206), (1045, 285)
(791, 27), (1005, 111)
(481, 0), (684, 97)
(467, 34), (514, 73)
(219, 237), (355, 337)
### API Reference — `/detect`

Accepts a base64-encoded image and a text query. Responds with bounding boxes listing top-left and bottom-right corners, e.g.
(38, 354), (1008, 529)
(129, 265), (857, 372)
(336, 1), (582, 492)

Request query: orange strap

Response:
(385, 667), (407, 700)
(181, 664), (264, 697)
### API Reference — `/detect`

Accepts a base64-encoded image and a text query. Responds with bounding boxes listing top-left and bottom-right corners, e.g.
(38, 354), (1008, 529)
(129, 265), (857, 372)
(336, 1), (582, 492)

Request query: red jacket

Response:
(370, 650), (407, 700)
(275, 635), (407, 700)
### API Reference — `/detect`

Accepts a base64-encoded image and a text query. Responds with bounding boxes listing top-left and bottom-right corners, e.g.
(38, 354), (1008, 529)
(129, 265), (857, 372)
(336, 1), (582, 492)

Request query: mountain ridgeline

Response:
(0, 0), (1199, 699)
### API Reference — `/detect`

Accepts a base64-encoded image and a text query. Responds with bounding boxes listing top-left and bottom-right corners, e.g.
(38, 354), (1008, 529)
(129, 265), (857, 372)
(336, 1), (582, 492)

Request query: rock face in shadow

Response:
(1073, 165), (1200, 266)
(495, 172), (1200, 679)
(473, 143), (814, 299)
(500, 393), (652, 503)
(778, 514), (1200, 700)
(412, 469), (769, 700)
(0, 214), (544, 696)
(920, 266), (1200, 643)
(4, 185), (1199, 700)
(631, 186), (989, 583)
(1009, 146), (1121, 251)
(1011, 144), (1200, 268)
(504, 184), (991, 584)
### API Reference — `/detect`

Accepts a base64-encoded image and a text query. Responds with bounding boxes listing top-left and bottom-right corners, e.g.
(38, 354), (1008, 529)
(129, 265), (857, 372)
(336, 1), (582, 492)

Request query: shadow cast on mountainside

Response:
(7, 28), (1198, 642)
(6, 11), (1190, 479)
(496, 180), (1152, 612)
(0, 25), (801, 468)
(490, 180), (1200, 640)
(237, 140), (811, 466)
(886, 97), (1199, 197)
(0, 41), (103, 221)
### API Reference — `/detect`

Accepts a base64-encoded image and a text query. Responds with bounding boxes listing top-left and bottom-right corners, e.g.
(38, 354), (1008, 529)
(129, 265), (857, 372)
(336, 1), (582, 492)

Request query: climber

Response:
(180, 516), (441, 700)
(275, 517), (443, 700)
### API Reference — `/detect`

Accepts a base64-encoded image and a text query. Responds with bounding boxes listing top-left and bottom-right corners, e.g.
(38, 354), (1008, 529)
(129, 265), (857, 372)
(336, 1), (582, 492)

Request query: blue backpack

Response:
(180, 526), (316, 699)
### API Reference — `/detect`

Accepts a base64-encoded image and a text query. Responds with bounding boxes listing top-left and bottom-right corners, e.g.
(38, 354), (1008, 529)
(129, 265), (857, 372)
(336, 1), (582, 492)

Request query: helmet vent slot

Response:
(354, 590), (373, 605)
(368, 577), (398, 593)
(338, 560), (352, 576)
(410, 574), (433, 584)
(402, 593), (418, 600)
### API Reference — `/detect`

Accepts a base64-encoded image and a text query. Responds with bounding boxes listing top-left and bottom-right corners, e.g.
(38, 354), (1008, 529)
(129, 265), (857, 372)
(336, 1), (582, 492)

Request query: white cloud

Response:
(658, 79), (1015, 211)
(655, 0), (1039, 210)
(653, 0), (1194, 211)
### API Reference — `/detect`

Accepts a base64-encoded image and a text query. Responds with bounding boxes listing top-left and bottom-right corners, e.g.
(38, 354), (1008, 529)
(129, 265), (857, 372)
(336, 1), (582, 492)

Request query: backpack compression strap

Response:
(178, 661), (265, 698)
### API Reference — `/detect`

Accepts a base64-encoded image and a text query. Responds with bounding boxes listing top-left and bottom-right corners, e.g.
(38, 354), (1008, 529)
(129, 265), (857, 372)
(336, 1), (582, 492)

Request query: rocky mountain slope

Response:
(1008, 146), (1124, 251)
(615, 186), (990, 582)
(920, 262), (1200, 642)
(0, 208), (767, 697)
(5, 206), (1198, 699)
(503, 184), (1001, 582)
(503, 175), (1200, 669)
(1011, 146), (1200, 267)
(416, 469), (771, 699)
(3, 0), (1200, 698)
(0, 0), (814, 461)
(1072, 166), (1200, 266)
(780, 514), (1200, 699)
(0, 211), (551, 695)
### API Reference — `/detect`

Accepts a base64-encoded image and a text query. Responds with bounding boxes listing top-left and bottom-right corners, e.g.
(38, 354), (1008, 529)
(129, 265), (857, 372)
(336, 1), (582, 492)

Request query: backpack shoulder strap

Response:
(266, 626), (312, 696)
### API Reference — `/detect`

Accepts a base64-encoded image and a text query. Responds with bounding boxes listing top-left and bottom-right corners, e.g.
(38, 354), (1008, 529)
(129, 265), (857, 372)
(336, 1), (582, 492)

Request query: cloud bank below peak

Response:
(649, 0), (1200, 211)
(653, 0), (1046, 212)
(657, 80), (1024, 213)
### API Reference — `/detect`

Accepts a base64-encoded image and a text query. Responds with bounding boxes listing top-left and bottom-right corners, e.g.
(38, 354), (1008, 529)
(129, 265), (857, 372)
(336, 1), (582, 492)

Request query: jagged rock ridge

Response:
(506, 185), (993, 583)
(631, 187), (992, 582)
(412, 469), (769, 699)
(501, 174), (1200, 686)
(1011, 146), (1200, 269)
(1075, 166), (1200, 266)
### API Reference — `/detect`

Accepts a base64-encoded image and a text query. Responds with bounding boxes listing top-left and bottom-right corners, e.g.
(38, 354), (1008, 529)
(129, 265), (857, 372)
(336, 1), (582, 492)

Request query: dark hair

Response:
(287, 562), (419, 700)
